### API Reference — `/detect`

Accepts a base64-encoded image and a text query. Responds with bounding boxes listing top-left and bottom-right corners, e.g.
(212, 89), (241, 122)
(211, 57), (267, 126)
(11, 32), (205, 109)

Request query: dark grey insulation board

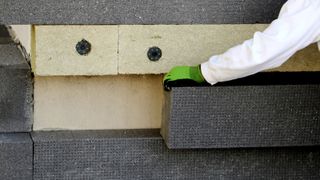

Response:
(0, 25), (13, 44)
(0, 25), (9, 37)
(0, 133), (33, 180)
(0, 43), (32, 132)
(162, 72), (320, 149)
(32, 130), (320, 180)
(0, 0), (287, 24)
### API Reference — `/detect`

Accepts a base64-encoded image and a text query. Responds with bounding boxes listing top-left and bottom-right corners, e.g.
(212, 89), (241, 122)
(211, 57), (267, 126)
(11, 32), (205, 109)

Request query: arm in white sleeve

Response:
(201, 0), (320, 85)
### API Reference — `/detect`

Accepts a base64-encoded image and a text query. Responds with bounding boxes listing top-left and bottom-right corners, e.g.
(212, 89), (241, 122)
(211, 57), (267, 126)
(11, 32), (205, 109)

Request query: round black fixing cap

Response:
(147, 47), (162, 61)
(76, 39), (91, 56)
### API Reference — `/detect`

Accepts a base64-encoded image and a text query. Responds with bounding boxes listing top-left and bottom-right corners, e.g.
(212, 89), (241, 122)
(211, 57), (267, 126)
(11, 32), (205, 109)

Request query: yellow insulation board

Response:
(33, 75), (163, 131)
(34, 26), (118, 75)
(33, 25), (320, 75)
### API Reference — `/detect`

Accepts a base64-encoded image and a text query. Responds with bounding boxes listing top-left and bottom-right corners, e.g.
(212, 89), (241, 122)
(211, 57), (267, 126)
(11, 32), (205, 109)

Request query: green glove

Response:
(163, 65), (207, 91)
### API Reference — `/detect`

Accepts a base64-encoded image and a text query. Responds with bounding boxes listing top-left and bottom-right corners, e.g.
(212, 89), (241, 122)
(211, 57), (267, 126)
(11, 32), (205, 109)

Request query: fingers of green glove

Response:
(164, 67), (180, 83)
(164, 66), (198, 87)
(163, 73), (172, 83)
(164, 78), (205, 91)
(168, 66), (190, 79)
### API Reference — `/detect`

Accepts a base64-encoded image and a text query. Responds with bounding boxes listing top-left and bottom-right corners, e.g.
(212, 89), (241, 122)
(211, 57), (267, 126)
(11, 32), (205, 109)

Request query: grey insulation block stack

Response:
(0, 25), (9, 37)
(0, 133), (33, 180)
(0, 43), (32, 132)
(0, 0), (286, 24)
(162, 73), (320, 149)
(0, 25), (13, 44)
(32, 130), (320, 180)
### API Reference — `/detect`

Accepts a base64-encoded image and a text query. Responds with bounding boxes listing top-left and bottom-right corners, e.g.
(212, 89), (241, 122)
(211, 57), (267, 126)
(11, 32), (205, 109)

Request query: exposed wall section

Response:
(0, 0), (286, 24)
(34, 75), (163, 131)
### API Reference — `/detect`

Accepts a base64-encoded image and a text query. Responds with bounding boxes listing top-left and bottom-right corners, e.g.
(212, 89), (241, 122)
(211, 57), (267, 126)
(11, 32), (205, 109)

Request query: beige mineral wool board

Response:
(119, 25), (320, 74)
(11, 25), (31, 54)
(118, 24), (269, 74)
(33, 75), (163, 131)
(34, 25), (319, 76)
(34, 25), (118, 76)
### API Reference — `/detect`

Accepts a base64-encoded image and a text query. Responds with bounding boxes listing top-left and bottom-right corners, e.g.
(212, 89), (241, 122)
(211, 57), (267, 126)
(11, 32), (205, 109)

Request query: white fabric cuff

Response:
(201, 62), (218, 85)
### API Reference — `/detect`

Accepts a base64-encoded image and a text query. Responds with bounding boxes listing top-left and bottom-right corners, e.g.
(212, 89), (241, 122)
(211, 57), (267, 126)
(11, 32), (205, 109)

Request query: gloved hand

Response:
(163, 65), (208, 91)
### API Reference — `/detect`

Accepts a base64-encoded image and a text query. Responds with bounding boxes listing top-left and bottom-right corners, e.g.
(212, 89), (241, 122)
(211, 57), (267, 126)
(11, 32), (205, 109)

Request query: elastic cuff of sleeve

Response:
(200, 62), (219, 85)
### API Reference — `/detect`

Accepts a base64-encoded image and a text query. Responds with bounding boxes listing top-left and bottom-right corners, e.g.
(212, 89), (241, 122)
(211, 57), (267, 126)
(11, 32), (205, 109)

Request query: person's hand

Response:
(163, 65), (207, 91)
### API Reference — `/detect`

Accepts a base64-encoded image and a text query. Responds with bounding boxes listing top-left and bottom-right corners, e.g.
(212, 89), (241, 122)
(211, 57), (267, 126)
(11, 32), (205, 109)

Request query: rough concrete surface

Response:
(0, 44), (32, 132)
(162, 73), (320, 149)
(0, 133), (33, 180)
(32, 129), (320, 180)
(0, 25), (13, 44)
(0, 25), (10, 37)
(0, 0), (286, 24)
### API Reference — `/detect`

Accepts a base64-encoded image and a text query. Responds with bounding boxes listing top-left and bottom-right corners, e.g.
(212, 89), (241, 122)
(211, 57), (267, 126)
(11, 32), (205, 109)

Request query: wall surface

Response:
(9, 24), (320, 131)
(34, 75), (163, 130)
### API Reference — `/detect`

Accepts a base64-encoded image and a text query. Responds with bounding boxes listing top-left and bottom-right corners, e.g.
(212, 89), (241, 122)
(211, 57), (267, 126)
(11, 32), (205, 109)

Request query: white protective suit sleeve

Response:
(201, 0), (320, 85)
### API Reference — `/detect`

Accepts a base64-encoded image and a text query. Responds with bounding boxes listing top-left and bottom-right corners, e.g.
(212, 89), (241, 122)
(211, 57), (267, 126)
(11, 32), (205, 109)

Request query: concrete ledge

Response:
(0, 0), (286, 24)
(0, 133), (33, 179)
(162, 72), (320, 149)
(0, 43), (32, 132)
(32, 129), (320, 179)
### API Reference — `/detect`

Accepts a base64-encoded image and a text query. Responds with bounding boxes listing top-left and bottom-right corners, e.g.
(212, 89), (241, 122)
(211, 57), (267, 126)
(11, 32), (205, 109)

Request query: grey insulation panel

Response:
(0, 44), (32, 132)
(0, 25), (12, 44)
(0, 133), (33, 180)
(32, 130), (320, 180)
(162, 84), (320, 149)
(0, 25), (9, 37)
(0, 0), (286, 24)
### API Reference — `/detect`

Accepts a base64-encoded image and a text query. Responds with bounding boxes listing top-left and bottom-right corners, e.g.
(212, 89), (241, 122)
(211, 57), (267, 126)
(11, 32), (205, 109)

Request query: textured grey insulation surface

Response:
(32, 130), (320, 180)
(162, 84), (320, 149)
(0, 0), (286, 24)
(0, 44), (32, 132)
(0, 25), (9, 37)
(0, 25), (12, 44)
(0, 133), (33, 180)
